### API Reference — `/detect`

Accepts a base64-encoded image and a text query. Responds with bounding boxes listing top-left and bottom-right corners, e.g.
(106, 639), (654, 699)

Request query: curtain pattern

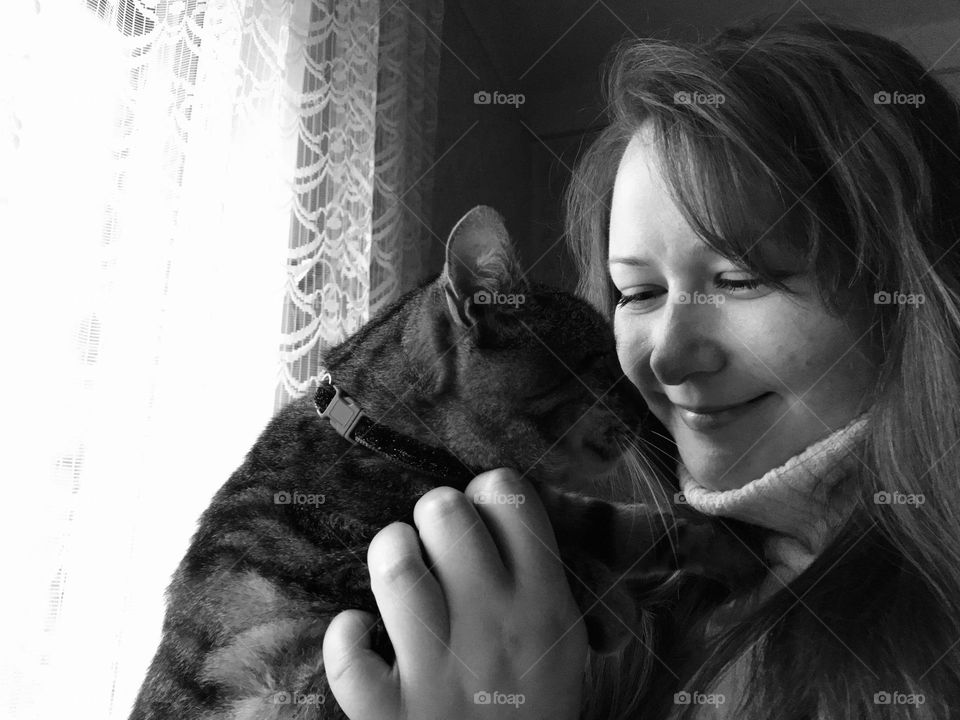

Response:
(0, 1), (443, 718)
(275, 0), (445, 407)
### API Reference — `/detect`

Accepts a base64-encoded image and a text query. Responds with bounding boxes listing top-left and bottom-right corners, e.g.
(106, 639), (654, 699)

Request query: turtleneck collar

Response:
(676, 412), (871, 591)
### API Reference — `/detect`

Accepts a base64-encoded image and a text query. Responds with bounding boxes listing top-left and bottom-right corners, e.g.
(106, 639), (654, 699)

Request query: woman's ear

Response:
(441, 205), (526, 329)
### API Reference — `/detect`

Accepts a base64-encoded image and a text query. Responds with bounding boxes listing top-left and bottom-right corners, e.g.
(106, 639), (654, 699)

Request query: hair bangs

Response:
(650, 116), (810, 295)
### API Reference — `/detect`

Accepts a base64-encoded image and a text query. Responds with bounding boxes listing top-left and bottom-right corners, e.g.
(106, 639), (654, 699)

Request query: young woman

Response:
(323, 19), (960, 720)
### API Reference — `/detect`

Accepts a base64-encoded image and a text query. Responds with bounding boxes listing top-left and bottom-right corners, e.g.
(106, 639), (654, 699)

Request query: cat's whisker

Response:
(616, 436), (680, 565)
(632, 426), (678, 468)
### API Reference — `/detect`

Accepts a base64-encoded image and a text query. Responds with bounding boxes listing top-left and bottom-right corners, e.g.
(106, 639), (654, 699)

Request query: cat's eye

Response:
(525, 380), (570, 403)
(525, 355), (604, 401)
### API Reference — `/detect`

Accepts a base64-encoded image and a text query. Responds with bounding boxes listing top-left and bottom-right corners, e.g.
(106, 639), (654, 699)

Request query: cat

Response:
(129, 205), (763, 720)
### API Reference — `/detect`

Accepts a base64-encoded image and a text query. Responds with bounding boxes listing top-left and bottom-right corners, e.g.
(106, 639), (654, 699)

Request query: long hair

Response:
(568, 18), (960, 720)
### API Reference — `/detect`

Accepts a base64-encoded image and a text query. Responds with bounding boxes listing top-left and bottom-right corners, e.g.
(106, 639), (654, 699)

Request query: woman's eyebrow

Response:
(609, 244), (712, 268)
(608, 256), (650, 267)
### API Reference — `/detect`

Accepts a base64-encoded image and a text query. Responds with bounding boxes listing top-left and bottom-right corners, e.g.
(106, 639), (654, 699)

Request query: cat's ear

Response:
(442, 205), (526, 329)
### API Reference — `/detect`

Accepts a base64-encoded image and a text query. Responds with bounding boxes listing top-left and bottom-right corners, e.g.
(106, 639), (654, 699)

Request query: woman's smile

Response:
(666, 391), (776, 432)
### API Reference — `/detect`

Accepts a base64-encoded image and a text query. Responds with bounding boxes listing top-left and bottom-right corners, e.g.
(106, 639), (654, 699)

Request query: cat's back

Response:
(130, 393), (421, 719)
(179, 393), (430, 588)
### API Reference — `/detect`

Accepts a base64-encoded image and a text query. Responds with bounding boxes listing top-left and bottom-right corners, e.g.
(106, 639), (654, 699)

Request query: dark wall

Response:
(429, 2), (960, 296)
(430, 0), (582, 293)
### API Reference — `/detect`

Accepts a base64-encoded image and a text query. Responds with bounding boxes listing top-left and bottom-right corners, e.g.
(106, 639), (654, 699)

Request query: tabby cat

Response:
(129, 206), (762, 720)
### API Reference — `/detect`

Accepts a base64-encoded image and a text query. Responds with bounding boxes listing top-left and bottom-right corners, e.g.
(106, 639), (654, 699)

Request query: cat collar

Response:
(314, 372), (476, 486)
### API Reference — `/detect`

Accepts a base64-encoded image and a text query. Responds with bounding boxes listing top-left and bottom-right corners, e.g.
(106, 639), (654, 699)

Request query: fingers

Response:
(367, 521), (450, 671)
(464, 469), (569, 590)
(323, 609), (397, 720)
(413, 486), (511, 609)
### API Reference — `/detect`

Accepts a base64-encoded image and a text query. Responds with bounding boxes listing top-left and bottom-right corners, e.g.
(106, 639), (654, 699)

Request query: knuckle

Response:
(367, 522), (418, 576)
(415, 486), (470, 522)
(375, 552), (423, 586)
(324, 650), (355, 686)
(470, 467), (525, 497)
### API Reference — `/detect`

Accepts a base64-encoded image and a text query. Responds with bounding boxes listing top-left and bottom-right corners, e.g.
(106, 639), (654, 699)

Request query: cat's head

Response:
(403, 205), (649, 490)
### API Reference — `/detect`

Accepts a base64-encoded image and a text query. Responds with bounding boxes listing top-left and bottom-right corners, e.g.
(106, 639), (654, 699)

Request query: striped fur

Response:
(129, 207), (762, 719)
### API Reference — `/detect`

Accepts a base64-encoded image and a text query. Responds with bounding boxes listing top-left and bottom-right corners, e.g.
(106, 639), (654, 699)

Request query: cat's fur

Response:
(129, 206), (761, 720)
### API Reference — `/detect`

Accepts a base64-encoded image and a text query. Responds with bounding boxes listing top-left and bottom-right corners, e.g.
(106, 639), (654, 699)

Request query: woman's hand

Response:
(322, 468), (588, 720)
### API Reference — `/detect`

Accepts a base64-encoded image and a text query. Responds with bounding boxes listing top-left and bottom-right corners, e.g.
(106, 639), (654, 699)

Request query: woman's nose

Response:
(648, 298), (725, 386)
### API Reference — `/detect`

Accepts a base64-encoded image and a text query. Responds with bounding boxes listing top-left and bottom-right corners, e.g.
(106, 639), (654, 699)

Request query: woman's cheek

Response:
(726, 297), (808, 362)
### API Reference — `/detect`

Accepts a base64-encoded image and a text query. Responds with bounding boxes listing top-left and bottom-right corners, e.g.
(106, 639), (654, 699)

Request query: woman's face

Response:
(609, 130), (880, 491)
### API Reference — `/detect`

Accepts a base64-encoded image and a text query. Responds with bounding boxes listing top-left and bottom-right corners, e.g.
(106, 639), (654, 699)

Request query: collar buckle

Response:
(313, 370), (475, 486)
(317, 381), (365, 442)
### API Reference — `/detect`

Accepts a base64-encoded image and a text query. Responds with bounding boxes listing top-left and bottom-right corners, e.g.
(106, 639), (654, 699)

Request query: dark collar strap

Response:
(314, 374), (476, 487)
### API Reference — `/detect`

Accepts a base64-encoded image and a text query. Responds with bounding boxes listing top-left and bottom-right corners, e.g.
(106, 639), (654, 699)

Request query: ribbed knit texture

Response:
(677, 412), (870, 599)
(666, 413), (871, 719)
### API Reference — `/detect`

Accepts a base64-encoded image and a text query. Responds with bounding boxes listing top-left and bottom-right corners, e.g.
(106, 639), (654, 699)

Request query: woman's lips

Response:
(675, 392), (774, 432)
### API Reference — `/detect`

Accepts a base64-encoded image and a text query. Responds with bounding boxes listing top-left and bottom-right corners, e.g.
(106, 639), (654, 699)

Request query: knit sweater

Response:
(666, 412), (871, 719)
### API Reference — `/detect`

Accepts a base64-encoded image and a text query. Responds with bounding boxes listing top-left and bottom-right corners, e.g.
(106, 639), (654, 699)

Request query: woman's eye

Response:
(615, 289), (661, 307)
(615, 275), (773, 308)
(715, 276), (764, 291)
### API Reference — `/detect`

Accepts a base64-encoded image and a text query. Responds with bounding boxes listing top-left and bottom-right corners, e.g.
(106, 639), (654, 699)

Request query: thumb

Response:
(323, 610), (398, 720)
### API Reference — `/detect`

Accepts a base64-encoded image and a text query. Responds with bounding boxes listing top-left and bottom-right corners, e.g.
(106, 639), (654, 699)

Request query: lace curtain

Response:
(275, 0), (444, 406)
(0, 1), (442, 718)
